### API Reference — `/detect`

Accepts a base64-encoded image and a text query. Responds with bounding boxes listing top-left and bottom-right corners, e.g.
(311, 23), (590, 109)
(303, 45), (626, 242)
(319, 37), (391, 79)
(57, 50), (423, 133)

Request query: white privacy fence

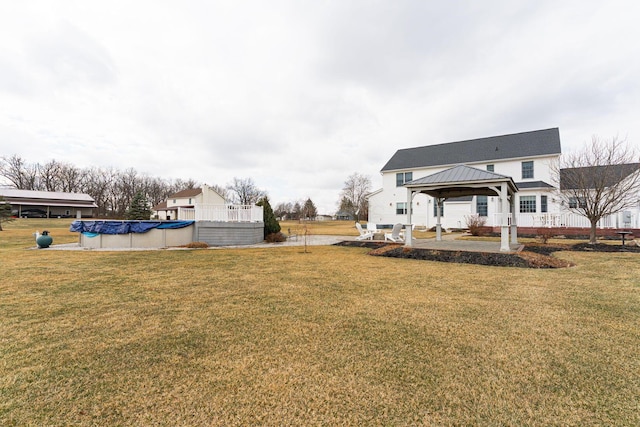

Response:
(178, 204), (263, 222)
(492, 213), (618, 228)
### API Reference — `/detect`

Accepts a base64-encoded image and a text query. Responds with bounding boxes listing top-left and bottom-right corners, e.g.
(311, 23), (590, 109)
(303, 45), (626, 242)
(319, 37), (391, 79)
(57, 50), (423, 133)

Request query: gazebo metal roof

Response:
(404, 165), (518, 199)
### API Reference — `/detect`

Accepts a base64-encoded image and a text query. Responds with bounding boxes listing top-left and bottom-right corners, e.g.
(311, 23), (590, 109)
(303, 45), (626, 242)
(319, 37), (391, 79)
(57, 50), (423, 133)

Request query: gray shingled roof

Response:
(515, 181), (555, 189)
(560, 163), (640, 190)
(382, 128), (561, 172)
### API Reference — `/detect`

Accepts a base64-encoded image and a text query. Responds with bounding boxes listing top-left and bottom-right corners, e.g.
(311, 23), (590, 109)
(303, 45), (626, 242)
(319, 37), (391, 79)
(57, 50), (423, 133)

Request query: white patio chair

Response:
(366, 223), (378, 233)
(355, 222), (374, 241)
(399, 224), (415, 240)
(384, 223), (404, 243)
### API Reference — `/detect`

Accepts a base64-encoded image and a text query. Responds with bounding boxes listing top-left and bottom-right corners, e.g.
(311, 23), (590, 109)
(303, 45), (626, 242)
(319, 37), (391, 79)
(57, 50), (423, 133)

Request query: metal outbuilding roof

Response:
(0, 188), (97, 207)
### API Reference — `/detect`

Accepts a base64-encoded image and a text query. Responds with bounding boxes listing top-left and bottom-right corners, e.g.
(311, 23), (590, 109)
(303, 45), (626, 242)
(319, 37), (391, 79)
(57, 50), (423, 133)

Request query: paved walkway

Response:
(43, 233), (522, 253)
(43, 235), (354, 251)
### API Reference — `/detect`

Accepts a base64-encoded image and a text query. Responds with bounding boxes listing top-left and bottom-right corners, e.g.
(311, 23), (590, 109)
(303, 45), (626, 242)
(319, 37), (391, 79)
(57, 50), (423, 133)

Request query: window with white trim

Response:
(569, 197), (586, 209)
(521, 161), (534, 179)
(476, 195), (488, 217)
(519, 195), (536, 213)
(396, 172), (413, 187)
(396, 202), (407, 215)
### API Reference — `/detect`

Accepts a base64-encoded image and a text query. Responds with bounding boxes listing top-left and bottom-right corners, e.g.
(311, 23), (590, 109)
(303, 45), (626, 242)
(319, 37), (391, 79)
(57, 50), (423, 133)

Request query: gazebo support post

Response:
(435, 197), (442, 241)
(510, 194), (518, 246)
(500, 182), (510, 252)
(405, 189), (413, 247)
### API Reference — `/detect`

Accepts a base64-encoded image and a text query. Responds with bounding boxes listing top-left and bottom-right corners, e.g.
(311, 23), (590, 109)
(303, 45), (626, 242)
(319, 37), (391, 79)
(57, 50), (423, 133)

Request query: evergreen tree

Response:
(303, 198), (317, 220)
(125, 191), (152, 220)
(257, 196), (280, 238)
(0, 196), (14, 231)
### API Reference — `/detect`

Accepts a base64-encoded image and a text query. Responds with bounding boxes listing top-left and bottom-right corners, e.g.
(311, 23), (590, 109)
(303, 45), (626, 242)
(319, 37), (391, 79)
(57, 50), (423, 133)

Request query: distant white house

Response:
(153, 184), (263, 224)
(367, 128), (640, 231)
(153, 184), (226, 220)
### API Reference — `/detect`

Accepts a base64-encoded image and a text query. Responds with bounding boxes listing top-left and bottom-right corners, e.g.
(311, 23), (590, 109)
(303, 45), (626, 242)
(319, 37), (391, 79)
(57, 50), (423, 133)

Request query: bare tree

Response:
(338, 172), (371, 221)
(58, 163), (86, 193)
(554, 135), (640, 244)
(84, 167), (115, 217)
(227, 177), (266, 205)
(274, 202), (292, 219)
(38, 160), (64, 191)
(209, 184), (229, 201)
(0, 155), (38, 190)
(173, 178), (199, 191)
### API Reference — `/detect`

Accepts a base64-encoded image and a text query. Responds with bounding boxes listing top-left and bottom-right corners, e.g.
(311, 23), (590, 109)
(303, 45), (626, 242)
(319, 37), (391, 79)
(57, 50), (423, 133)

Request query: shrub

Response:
(465, 214), (487, 236)
(185, 241), (209, 249)
(265, 232), (287, 243)
(257, 197), (281, 238)
(536, 228), (556, 244)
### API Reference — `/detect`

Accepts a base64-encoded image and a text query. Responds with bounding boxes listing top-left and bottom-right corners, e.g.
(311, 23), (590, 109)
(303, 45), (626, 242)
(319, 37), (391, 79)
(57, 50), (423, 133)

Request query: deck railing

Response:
(492, 213), (616, 228)
(178, 204), (263, 222)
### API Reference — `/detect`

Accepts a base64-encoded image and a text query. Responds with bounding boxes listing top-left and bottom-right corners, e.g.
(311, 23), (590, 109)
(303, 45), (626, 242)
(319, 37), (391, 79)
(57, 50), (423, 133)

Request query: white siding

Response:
(369, 155), (561, 229)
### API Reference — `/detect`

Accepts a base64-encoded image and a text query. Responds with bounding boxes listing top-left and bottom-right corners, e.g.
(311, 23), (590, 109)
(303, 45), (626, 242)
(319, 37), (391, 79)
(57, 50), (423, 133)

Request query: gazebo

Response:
(403, 165), (519, 252)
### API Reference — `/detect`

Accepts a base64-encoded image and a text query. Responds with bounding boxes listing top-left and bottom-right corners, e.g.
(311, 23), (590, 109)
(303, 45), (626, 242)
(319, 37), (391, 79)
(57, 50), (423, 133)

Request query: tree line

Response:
(0, 155), (333, 220)
(0, 155), (226, 218)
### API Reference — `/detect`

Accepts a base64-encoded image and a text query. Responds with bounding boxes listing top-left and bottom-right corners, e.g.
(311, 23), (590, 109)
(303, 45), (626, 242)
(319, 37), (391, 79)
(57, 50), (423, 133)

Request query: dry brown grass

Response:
(1, 219), (639, 425)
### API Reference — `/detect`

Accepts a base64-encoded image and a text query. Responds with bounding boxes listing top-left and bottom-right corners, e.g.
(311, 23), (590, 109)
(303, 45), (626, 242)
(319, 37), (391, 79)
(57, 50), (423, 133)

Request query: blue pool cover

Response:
(70, 220), (195, 235)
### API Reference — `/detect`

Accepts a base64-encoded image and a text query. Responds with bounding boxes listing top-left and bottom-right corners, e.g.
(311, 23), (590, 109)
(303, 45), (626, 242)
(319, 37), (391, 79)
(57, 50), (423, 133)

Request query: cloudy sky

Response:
(1, 1), (638, 213)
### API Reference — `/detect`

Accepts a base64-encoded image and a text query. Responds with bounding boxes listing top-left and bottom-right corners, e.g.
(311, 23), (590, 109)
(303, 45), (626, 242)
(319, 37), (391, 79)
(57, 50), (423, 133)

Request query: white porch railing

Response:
(492, 213), (616, 229)
(178, 204), (263, 222)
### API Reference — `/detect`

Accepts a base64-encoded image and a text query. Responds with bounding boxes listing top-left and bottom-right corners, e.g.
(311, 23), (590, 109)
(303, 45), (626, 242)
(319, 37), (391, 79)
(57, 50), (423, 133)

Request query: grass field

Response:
(1, 219), (639, 425)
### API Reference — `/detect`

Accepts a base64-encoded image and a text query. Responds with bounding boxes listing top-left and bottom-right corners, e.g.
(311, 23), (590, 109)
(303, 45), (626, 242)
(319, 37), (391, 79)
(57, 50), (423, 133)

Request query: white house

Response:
(153, 184), (226, 220)
(368, 128), (563, 231)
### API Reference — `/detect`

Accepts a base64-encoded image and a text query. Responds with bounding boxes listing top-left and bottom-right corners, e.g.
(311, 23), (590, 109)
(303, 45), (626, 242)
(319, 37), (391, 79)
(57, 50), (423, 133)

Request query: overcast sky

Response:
(1, 1), (639, 213)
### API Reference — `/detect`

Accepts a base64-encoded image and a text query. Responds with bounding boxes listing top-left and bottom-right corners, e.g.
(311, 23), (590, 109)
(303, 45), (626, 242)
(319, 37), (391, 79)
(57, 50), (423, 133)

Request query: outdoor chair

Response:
(355, 222), (374, 241)
(384, 223), (405, 243)
(399, 223), (415, 240)
(366, 223), (378, 233)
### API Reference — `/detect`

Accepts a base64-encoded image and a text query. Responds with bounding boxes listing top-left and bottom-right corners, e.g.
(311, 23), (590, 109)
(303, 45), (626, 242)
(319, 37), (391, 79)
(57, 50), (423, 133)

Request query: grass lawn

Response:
(1, 219), (639, 425)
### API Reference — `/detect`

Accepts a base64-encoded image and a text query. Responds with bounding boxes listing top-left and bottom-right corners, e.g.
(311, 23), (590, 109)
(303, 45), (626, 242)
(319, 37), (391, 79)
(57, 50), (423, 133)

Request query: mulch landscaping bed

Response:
(334, 241), (640, 269)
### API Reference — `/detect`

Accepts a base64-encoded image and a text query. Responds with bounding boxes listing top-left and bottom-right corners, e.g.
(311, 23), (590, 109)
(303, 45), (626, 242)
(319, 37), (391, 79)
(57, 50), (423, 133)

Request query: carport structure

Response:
(0, 188), (97, 218)
(404, 165), (519, 252)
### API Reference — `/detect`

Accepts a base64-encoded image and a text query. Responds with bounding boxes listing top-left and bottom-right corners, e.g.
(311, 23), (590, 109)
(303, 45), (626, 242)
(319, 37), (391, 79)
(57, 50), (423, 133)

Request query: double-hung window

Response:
(486, 164), (494, 172)
(569, 197), (586, 209)
(521, 161), (534, 179)
(396, 202), (407, 215)
(476, 195), (488, 217)
(519, 196), (536, 213)
(396, 172), (413, 187)
(541, 195), (548, 213)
